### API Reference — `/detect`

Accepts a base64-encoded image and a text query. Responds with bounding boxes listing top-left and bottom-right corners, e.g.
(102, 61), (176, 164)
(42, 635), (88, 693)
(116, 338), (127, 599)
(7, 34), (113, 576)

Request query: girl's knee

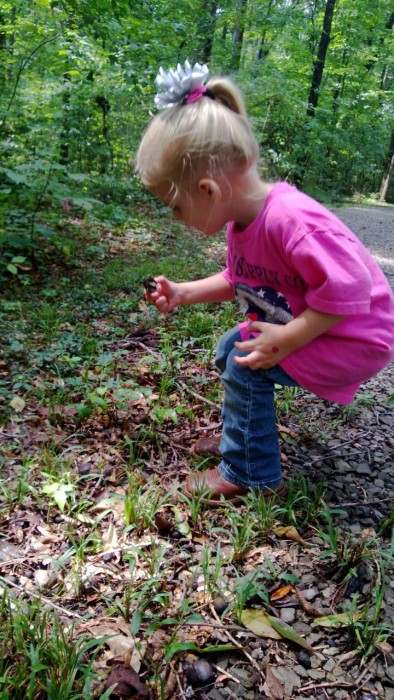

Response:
(215, 326), (241, 372)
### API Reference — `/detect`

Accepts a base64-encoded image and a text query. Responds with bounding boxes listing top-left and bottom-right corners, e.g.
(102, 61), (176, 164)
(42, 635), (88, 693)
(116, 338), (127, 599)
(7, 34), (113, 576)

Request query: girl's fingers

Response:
(234, 352), (259, 367)
(234, 339), (257, 352)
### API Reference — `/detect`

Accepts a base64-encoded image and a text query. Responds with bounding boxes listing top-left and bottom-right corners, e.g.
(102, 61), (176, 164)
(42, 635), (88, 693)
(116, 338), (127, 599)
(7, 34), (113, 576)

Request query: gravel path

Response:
(336, 205), (394, 287)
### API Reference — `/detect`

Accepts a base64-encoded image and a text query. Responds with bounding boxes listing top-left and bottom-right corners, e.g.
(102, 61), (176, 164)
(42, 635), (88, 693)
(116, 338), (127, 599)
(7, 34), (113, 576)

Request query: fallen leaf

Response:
(102, 522), (118, 551)
(172, 506), (192, 538)
(274, 526), (310, 546)
(102, 665), (148, 697)
(313, 611), (362, 628)
(0, 541), (23, 562)
(154, 512), (173, 535)
(270, 584), (293, 602)
(263, 659), (285, 699)
(240, 609), (282, 639)
(277, 424), (297, 438)
(9, 395), (26, 412)
(375, 640), (393, 655)
(83, 619), (145, 671)
(34, 569), (52, 588)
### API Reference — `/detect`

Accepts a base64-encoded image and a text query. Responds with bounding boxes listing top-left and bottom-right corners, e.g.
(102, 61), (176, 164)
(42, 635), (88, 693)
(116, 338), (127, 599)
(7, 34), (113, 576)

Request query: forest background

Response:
(1, 0), (394, 278)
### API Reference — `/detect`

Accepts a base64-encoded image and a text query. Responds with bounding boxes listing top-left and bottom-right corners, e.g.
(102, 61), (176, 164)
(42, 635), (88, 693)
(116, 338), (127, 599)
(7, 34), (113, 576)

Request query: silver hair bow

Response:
(154, 60), (209, 110)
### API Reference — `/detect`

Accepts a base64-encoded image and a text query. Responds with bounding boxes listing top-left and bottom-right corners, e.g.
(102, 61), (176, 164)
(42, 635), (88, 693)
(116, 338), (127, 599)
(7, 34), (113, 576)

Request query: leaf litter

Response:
(0, 214), (393, 699)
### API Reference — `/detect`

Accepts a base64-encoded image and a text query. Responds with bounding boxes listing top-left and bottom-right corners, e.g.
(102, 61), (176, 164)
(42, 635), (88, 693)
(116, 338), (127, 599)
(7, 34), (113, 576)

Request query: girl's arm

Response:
(146, 272), (234, 313)
(234, 307), (346, 370)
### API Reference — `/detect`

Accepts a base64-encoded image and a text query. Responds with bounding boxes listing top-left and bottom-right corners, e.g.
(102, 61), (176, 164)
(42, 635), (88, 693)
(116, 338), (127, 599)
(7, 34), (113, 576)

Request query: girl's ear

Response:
(198, 178), (222, 201)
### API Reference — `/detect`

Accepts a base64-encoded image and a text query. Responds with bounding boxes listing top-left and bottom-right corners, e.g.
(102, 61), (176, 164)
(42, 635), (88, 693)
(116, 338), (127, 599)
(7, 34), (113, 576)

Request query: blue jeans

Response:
(215, 326), (299, 489)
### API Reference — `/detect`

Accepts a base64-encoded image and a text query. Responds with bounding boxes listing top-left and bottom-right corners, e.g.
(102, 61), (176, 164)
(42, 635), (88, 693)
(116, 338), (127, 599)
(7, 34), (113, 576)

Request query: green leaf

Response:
(268, 614), (314, 652)
(241, 609), (314, 652)
(42, 483), (74, 512)
(6, 264), (18, 275)
(131, 608), (142, 635)
(67, 173), (88, 182)
(0, 167), (28, 185)
(172, 506), (192, 538)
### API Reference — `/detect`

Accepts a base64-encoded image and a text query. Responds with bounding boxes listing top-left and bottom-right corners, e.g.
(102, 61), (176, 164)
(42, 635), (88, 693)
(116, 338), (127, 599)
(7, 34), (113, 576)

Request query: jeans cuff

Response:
(218, 460), (283, 490)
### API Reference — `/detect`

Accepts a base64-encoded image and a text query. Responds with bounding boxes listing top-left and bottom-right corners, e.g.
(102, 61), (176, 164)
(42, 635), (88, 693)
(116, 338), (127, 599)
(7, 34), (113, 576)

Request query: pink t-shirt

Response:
(222, 182), (394, 404)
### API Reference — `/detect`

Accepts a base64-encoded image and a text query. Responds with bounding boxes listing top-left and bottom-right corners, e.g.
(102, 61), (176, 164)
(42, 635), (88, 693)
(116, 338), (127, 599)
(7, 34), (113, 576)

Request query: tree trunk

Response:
(306, 0), (337, 117)
(0, 12), (7, 87)
(255, 0), (274, 61)
(293, 0), (337, 187)
(377, 11), (394, 199)
(379, 131), (394, 202)
(0, 14), (6, 51)
(59, 72), (71, 166)
(230, 0), (248, 71)
(380, 11), (394, 90)
(194, 0), (218, 64)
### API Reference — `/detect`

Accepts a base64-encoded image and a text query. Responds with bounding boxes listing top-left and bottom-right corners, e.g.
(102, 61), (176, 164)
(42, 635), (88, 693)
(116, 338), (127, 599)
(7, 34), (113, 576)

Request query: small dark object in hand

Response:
(143, 276), (157, 293)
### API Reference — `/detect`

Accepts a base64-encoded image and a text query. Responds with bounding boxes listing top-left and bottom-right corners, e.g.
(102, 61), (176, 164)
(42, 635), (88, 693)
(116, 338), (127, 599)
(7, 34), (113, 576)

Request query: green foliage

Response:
(0, 0), (393, 268)
(0, 595), (106, 699)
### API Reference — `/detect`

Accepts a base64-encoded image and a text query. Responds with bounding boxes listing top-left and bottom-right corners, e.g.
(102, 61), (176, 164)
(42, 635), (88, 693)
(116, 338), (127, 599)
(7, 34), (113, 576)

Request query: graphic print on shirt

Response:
(235, 282), (294, 325)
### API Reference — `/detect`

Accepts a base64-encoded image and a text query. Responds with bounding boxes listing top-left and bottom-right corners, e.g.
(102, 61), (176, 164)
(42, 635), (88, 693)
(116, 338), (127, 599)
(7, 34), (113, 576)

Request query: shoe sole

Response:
(182, 481), (286, 507)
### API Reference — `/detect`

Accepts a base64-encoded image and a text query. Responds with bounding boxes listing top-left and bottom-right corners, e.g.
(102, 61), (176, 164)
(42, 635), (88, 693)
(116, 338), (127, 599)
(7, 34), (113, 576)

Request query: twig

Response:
(297, 429), (372, 467)
(300, 680), (351, 692)
(0, 574), (84, 620)
(326, 430), (371, 450)
(209, 605), (261, 672)
(180, 620), (256, 634)
(303, 449), (365, 467)
(299, 681), (383, 697)
(329, 497), (393, 509)
(129, 340), (160, 357)
(193, 422), (222, 432)
(0, 553), (54, 569)
(211, 663), (241, 684)
(169, 661), (187, 700)
(178, 380), (220, 409)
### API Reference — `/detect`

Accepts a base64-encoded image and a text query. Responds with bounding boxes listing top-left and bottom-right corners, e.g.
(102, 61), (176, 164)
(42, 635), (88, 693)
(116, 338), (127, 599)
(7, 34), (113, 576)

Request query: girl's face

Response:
(152, 181), (231, 236)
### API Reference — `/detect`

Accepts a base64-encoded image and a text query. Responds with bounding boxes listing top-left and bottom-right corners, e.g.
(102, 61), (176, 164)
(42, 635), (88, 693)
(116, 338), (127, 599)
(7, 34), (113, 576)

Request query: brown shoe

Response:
(191, 436), (221, 457)
(183, 467), (285, 507)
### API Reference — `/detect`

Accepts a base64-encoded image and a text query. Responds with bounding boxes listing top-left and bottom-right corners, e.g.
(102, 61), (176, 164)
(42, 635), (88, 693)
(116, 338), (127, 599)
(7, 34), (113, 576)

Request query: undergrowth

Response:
(0, 193), (393, 698)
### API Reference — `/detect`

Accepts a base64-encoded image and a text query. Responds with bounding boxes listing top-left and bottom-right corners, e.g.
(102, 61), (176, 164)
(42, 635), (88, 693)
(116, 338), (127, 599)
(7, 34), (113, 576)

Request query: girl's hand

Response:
(234, 322), (291, 369)
(144, 275), (182, 313)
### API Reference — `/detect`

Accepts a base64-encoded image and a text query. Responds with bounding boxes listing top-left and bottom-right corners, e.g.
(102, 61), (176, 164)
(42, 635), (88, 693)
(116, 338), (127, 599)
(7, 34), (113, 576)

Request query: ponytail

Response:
(206, 77), (248, 118)
(136, 75), (259, 191)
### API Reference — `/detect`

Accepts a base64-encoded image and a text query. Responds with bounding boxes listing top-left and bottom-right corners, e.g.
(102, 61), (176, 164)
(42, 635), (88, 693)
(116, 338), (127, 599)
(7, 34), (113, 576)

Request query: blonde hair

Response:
(135, 76), (259, 194)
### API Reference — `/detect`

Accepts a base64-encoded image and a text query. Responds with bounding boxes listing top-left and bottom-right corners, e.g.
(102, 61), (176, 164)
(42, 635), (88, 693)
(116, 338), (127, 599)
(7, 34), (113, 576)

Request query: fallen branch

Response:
(209, 604), (261, 672)
(178, 380), (220, 409)
(0, 574), (84, 620)
(299, 681), (383, 697)
(329, 497), (393, 509)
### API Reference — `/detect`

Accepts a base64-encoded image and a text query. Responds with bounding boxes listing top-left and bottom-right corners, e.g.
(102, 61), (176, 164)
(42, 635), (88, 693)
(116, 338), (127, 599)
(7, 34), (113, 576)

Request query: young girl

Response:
(136, 61), (394, 506)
